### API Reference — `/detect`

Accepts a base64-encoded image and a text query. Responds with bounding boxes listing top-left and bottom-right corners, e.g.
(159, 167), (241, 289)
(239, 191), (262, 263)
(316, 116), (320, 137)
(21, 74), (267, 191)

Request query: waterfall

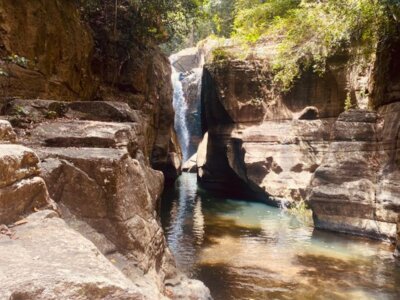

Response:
(170, 55), (190, 162)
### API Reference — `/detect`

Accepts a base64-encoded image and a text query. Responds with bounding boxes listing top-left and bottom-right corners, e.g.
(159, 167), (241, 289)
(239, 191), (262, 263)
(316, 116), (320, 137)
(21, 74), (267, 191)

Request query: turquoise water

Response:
(161, 173), (400, 300)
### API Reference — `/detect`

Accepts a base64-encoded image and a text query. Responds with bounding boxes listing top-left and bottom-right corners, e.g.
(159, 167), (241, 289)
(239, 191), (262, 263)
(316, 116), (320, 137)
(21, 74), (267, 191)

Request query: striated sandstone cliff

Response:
(198, 53), (348, 204)
(197, 37), (400, 246)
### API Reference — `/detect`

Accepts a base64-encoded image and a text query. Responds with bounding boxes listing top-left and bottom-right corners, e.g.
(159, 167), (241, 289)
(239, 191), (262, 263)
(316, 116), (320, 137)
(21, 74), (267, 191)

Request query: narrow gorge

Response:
(1, 1), (400, 300)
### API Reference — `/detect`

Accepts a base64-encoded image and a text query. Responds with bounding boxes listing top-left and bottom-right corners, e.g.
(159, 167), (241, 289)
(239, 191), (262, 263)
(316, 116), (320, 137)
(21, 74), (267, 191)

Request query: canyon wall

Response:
(198, 38), (400, 244)
(0, 1), (209, 299)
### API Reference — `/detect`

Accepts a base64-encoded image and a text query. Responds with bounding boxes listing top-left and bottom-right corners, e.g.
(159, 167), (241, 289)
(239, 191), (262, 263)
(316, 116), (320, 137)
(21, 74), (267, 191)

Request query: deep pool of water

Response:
(161, 173), (400, 300)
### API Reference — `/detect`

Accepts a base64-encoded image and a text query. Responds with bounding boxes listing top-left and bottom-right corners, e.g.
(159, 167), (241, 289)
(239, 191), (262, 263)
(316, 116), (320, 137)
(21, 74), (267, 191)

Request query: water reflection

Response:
(161, 173), (400, 300)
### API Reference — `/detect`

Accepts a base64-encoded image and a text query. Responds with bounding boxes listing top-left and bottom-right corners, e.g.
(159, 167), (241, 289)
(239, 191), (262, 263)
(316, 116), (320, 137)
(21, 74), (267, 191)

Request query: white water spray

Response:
(170, 55), (190, 162)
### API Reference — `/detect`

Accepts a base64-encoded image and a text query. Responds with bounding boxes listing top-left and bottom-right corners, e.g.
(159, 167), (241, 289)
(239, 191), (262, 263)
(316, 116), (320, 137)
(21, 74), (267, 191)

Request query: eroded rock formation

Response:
(197, 37), (400, 245)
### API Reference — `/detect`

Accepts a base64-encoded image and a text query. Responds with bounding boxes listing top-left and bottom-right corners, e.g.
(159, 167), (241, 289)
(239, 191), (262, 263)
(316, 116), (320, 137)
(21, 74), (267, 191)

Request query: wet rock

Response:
(182, 153), (198, 173)
(0, 210), (157, 300)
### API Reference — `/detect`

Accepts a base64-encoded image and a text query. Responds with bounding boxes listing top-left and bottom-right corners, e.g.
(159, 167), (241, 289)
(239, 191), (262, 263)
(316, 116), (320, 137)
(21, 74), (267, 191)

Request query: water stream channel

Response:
(165, 56), (400, 299)
(161, 173), (400, 300)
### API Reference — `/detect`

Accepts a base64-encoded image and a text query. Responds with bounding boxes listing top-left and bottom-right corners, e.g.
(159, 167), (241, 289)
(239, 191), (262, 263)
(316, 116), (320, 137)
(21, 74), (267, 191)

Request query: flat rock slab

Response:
(0, 144), (40, 188)
(0, 210), (152, 300)
(68, 101), (140, 122)
(3, 99), (140, 123)
(28, 120), (138, 148)
(0, 120), (16, 142)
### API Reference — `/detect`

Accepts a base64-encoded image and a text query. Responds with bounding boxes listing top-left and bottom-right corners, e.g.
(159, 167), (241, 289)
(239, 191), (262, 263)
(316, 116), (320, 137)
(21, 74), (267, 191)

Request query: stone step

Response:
(27, 120), (140, 149)
(2, 99), (140, 124)
(0, 144), (40, 189)
(0, 177), (50, 225)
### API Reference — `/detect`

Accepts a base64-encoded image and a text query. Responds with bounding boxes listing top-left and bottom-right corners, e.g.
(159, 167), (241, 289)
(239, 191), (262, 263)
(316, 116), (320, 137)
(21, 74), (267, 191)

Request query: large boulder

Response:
(38, 147), (166, 273)
(8, 102), (211, 298)
(0, 210), (162, 300)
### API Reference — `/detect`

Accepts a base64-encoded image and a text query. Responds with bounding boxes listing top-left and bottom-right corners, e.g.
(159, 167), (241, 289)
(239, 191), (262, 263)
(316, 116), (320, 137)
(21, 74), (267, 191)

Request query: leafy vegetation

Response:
(79, 0), (201, 44)
(161, 0), (399, 91)
(232, 0), (396, 90)
(77, 0), (400, 90)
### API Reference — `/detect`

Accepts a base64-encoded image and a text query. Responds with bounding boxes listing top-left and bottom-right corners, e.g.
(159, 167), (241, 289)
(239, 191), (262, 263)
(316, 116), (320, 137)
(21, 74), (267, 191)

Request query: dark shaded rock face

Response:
(0, 0), (96, 100)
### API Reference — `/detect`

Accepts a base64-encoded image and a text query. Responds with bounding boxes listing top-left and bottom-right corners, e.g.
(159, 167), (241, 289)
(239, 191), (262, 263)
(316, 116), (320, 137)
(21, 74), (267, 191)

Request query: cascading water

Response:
(170, 55), (190, 162)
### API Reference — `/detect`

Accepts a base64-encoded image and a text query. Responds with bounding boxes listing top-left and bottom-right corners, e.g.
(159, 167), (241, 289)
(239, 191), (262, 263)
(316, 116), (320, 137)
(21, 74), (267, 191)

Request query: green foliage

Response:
(0, 54), (29, 78)
(344, 92), (353, 111)
(5, 54), (29, 68)
(161, 0), (236, 54)
(232, 0), (392, 91)
(80, 0), (200, 44)
(234, 0), (300, 42)
(286, 200), (313, 227)
(211, 47), (233, 62)
(0, 68), (8, 77)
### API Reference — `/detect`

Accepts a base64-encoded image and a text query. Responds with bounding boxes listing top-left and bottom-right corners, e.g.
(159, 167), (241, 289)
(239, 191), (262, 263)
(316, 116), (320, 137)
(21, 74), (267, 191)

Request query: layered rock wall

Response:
(198, 37), (400, 246)
(198, 57), (346, 203)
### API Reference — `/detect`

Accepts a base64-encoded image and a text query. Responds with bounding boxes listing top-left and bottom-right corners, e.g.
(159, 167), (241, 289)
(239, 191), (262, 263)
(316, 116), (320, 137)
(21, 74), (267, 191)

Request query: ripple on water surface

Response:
(161, 173), (400, 300)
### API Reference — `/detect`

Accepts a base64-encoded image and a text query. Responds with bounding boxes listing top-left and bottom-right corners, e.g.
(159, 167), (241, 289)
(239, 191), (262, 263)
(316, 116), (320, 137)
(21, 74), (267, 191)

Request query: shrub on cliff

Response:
(233, 0), (397, 90)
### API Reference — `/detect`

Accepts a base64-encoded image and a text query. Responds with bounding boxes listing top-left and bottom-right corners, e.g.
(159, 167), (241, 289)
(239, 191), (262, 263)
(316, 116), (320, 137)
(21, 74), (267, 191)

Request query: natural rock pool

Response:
(161, 173), (400, 300)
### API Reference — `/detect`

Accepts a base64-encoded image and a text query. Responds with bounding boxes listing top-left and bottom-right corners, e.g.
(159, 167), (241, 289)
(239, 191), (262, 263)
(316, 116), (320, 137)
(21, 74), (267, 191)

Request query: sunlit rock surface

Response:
(0, 143), (54, 225)
(0, 210), (164, 300)
(2, 99), (210, 299)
